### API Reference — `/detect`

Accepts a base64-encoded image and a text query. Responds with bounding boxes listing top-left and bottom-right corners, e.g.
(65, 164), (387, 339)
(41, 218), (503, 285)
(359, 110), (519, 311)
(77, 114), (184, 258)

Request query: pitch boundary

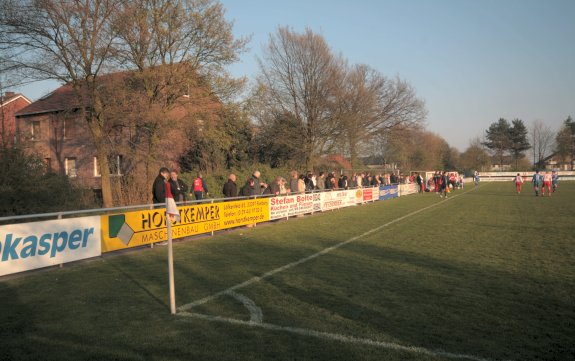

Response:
(178, 186), (477, 312)
(177, 186), (496, 360)
(178, 310), (496, 361)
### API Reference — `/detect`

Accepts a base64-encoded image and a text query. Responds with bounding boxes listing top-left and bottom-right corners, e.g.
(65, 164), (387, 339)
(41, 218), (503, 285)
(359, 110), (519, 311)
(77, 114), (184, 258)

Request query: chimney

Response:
(4, 91), (16, 99)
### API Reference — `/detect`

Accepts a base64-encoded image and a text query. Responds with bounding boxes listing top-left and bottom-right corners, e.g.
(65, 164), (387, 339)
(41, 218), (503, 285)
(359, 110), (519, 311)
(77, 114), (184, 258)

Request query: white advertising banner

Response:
(320, 190), (349, 211)
(0, 216), (101, 276)
(269, 193), (321, 220)
(399, 183), (419, 196)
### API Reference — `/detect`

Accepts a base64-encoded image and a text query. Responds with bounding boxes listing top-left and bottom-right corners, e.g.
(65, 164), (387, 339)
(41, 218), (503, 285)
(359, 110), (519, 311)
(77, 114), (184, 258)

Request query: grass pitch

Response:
(1, 182), (574, 361)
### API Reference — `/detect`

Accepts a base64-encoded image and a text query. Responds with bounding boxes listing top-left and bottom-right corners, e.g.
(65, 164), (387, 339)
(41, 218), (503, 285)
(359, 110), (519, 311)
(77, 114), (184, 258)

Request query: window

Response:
(63, 118), (75, 138)
(65, 157), (77, 177)
(44, 158), (52, 173)
(94, 157), (100, 177)
(94, 155), (123, 177)
(109, 155), (123, 176)
(31, 121), (41, 140)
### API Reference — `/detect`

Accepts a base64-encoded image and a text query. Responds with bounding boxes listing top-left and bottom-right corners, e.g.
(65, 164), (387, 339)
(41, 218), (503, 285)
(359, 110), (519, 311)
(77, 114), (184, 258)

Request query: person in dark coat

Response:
(252, 170), (267, 195)
(170, 170), (188, 202)
(152, 167), (170, 205)
(222, 173), (238, 198)
(240, 178), (256, 197)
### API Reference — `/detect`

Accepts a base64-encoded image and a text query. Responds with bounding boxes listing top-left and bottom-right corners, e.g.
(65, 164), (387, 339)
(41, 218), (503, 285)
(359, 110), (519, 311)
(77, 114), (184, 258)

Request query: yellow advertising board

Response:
(101, 198), (270, 252)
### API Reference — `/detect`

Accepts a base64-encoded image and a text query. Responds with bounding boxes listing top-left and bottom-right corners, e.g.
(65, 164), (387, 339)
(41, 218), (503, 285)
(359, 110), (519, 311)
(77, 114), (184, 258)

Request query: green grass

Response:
(1, 182), (574, 361)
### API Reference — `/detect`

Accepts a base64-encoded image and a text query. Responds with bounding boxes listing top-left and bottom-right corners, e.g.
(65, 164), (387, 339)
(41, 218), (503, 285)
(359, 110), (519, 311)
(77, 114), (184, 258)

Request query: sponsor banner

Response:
(399, 183), (419, 196)
(354, 189), (364, 204)
(379, 185), (399, 200)
(0, 216), (101, 276)
(101, 198), (269, 252)
(269, 193), (321, 220)
(362, 187), (377, 202)
(320, 190), (349, 211)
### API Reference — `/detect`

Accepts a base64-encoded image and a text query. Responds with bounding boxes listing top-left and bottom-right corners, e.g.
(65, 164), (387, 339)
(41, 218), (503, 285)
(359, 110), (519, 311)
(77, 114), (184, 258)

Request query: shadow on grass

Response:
(261, 244), (574, 361)
(104, 256), (170, 312)
(0, 282), (36, 360)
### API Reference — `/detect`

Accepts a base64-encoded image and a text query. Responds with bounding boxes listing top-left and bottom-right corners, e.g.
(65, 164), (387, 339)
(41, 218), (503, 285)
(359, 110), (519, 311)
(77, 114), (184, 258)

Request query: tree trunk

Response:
(80, 91), (113, 208)
(95, 140), (113, 207)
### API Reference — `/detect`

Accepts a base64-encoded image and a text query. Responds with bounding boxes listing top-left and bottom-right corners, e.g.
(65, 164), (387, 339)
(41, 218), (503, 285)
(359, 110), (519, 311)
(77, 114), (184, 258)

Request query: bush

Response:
(179, 162), (294, 199)
(0, 147), (97, 217)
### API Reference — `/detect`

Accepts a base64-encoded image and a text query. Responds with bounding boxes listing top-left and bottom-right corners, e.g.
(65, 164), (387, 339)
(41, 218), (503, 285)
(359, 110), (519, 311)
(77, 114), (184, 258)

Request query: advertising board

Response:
(101, 198), (269, 252)
(399, 183), (419, 196)
(379, 185), (399, 200)
(0, 216), (101, 276)
(269, 193), (321, 220)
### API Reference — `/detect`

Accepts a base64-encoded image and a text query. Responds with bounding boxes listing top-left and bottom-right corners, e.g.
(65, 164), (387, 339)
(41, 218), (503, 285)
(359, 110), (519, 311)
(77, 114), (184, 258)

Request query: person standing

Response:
(356, 172), (363, 188)
(192, 173), (208, 200)
(542, 171), (552, 197)
(514, 173), (524, 194)
(415, 172), (423, 193)
(252, 170), (267, 195)
(532, 170), (542, 196)
(269, 176), (288, 195)
(170, 170), (188, 203)
(297, 174), (306, 193)
(222, 173), (238, 198)
(289, 170), (299, 193)
(304, 172), (315, 192)
(433, 171), (440, 193)
(152, 167), (170, 206)
(317, 172), (326, 191)
(240, 178), (256, 196)
(552, 171), (559, 193)
(474, 171), (480, 186)
(440, 171), (449, 198)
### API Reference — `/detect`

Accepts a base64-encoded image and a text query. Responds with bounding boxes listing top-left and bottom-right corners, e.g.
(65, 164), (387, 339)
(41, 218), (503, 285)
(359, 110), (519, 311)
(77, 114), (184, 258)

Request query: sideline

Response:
(177, 186), (495, 361)
(178, 311), (497, 361)
(178, 185), (478, 311)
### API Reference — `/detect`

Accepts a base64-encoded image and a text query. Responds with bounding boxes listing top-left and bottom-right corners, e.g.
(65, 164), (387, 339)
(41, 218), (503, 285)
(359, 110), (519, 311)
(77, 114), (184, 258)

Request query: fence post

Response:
(58, 213), (64, 268)
(211, 199), (215, 236)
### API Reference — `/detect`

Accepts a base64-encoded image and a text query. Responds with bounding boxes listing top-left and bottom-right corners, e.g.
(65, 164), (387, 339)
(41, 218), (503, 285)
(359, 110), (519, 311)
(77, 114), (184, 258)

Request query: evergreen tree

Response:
(483, 118), (511, 169)
(509, 119), (530, 170)
(555, 116), (575, 170)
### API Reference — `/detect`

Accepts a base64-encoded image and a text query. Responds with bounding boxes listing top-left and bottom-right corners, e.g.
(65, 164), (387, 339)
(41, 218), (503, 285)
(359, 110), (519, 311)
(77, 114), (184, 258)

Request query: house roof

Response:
(0, 93), (32, 108)
(15, 83), (81, 117)
(324, 154), (353, 169)
(15, 67), (217, 118)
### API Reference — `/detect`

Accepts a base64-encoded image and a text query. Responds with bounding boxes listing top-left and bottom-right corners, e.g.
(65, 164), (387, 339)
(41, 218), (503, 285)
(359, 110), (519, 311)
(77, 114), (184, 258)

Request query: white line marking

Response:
(226, 290), (263, 323)
(178, 188), (474, 312)
(178, 311), (496, 361)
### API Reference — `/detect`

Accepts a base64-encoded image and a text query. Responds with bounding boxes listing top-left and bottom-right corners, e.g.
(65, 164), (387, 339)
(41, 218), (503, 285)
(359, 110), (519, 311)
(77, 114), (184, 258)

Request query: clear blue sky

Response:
(16, 0), (575, 151)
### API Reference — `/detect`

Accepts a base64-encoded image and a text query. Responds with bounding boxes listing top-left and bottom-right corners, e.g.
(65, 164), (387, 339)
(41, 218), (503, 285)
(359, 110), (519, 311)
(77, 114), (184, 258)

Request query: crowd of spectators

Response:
(221, 170), (406, 198)
(153, 167), (466, 204)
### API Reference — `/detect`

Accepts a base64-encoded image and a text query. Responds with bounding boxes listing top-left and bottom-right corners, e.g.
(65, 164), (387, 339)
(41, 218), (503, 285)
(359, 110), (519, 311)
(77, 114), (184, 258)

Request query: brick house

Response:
(15, 72), (222, 195)
(15, 83), (106, 188)
(0, 91), (32, 147)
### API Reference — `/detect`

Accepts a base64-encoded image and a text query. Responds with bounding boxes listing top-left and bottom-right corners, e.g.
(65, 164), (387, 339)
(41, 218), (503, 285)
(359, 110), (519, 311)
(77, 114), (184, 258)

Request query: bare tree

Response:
(335, 64), (426, 167)
(1, 0), (248, 206)
(530, 120), (555, 169)
(0, 0), (122, 207)
(460, 137), (490, 172)
(256, 27), (344, 170)
(108, 0), (248, 203)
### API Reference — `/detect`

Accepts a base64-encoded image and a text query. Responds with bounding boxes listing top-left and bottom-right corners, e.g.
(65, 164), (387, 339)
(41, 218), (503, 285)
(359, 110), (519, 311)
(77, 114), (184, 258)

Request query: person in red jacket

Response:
(192, 173), (209, 200)
(514, 173), (524, 194)
(542, 171), (552, 197)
